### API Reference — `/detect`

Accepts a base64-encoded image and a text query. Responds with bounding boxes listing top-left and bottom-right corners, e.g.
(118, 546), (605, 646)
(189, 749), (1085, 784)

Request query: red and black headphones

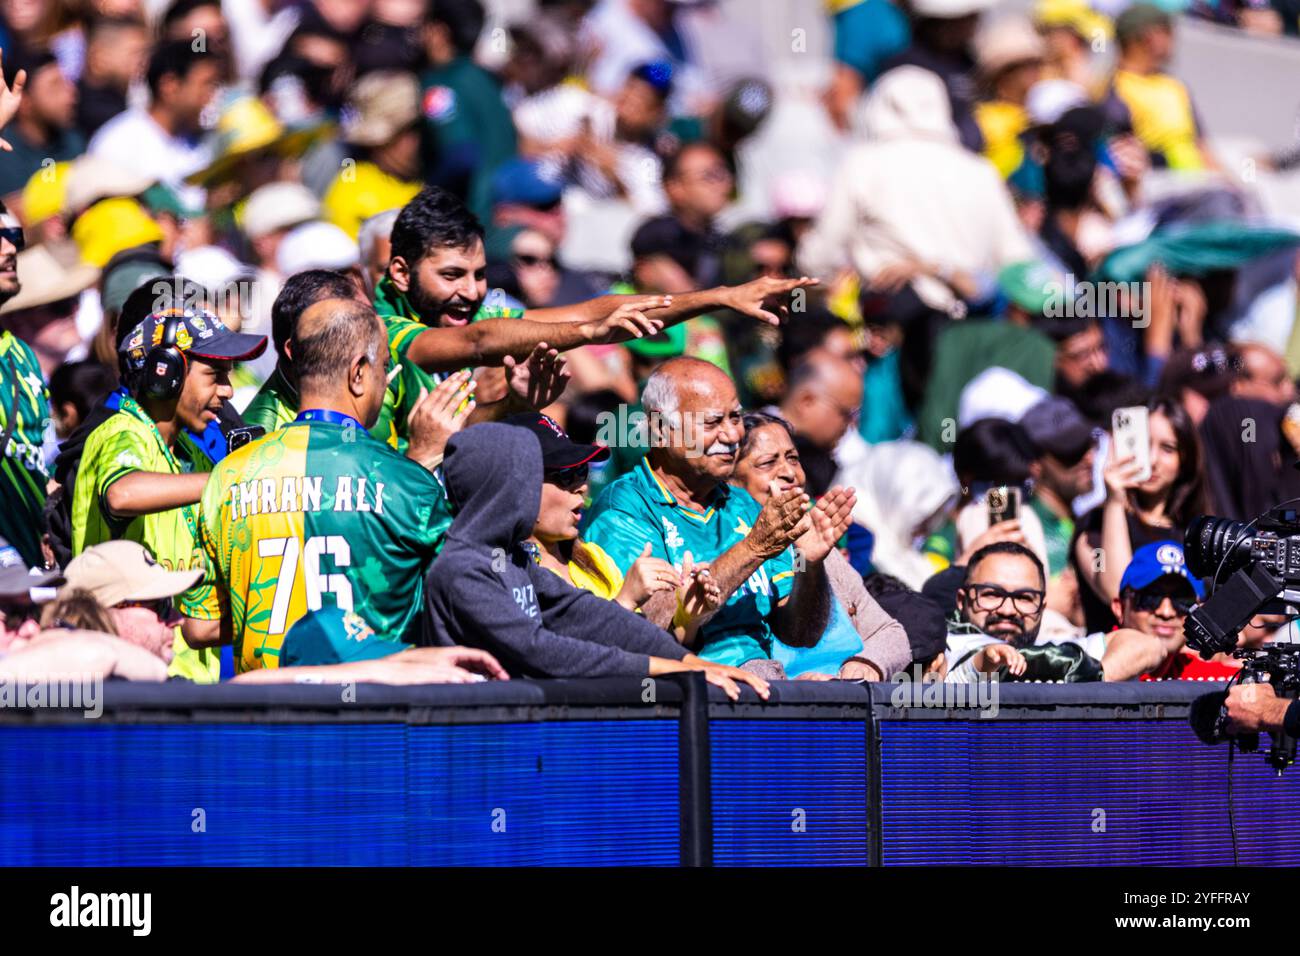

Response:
(133, 312), (188, 402)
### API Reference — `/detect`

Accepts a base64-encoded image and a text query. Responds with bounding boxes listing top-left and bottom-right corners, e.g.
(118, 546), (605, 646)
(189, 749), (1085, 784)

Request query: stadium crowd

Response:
(3, 0), (1300, 694)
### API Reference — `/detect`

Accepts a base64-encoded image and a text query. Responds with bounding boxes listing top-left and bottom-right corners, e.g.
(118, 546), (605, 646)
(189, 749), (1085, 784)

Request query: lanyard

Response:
(295, 408), (365, 431)
(116, 394), (201, 547)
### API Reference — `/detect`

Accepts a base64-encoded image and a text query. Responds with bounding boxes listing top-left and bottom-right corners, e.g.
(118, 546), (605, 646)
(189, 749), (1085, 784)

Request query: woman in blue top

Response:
(730, 412), (912, 680)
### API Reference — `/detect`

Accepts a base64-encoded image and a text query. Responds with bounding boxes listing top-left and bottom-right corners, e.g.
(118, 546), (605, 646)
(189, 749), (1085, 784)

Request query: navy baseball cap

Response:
(279, 607), (410, 667)
(503, 412), (610, 471)
(1120, 541), (1205, 600)
(119, 306), (268, 375)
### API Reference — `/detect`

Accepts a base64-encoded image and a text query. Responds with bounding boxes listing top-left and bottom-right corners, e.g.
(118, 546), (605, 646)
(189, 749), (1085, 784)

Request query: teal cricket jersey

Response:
(0, 331), (51, 568)
(580, 456), (795, 666)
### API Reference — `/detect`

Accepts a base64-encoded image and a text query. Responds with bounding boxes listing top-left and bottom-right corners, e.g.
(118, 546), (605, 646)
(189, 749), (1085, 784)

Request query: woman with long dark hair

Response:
(1071, 395), (1208, 632)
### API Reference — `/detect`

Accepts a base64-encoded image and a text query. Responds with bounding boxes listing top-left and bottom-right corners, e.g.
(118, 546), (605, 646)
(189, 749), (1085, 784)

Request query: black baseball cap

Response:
(1021, 396), (1094, 461)
(504, 412), (610, 471)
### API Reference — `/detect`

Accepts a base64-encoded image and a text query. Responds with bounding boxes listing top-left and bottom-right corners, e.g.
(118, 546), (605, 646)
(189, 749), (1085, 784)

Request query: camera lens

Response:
(1184, 516), (1252, 579)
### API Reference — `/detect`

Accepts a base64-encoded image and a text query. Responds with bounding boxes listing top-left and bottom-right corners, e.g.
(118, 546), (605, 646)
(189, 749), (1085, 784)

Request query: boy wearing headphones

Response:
(69, 307), (267, 681)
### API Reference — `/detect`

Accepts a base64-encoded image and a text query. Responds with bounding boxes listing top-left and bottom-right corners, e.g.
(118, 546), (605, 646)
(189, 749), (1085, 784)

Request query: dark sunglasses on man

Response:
(117, 596), (176, 622)
(1128, 590), (1196, 615)
(0, 226), (25, 252)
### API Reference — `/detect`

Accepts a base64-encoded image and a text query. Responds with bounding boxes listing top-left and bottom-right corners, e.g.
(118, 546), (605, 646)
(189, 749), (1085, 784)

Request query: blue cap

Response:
(490, 158), (564, 208)
(1119, 541), (1205, 600)
(629, 60), (674, 99)
(279, 607), (410, 667)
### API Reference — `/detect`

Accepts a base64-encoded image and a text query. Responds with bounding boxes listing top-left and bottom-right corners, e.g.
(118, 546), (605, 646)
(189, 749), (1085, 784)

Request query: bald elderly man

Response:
(581, 357), (857, 672)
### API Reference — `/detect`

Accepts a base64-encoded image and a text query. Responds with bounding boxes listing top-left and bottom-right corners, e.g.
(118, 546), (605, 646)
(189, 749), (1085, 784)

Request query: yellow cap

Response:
(1034, 0), (1113, 41)
(71, 197), (166, 267)
(186, 94), (329, 188)
(20, 160), (71, 226)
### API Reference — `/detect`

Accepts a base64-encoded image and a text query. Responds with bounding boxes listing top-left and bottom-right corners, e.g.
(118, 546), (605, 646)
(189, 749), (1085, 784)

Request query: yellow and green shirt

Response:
(1111, 70), (1203, 172)
(0, 331), (52, 568)
(179, 417), (452, 672)
(70, 394), (218, 682)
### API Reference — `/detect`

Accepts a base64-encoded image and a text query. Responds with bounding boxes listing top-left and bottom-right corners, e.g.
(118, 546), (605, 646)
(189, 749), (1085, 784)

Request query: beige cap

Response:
(63, 541), (203, 610)
(61, 156), (157, 218)
(975, 16), (1048, 78)
(0, 240), (100, 315)
(343, 71), (420, 148)
(242, 182), (321, 240)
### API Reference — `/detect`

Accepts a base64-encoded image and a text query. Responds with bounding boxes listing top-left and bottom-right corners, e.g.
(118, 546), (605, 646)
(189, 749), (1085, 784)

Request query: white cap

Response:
(176, 245), (254, 291)
(1026, 78), (1089, 126)
(958, 367), (1049, 429)
(910, 0), (999, 19)
(242, 183), (321, 241)
(770, 169), (827, 220)
(276, 221), (361, 276)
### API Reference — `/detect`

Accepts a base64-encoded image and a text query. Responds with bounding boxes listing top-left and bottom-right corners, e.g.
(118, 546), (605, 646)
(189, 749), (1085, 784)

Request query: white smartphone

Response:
(1112, 406), (1151, 483)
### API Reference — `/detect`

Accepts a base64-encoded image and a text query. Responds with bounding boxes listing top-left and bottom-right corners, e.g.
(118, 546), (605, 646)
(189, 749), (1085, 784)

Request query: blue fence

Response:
(0, 678), (1293, 865)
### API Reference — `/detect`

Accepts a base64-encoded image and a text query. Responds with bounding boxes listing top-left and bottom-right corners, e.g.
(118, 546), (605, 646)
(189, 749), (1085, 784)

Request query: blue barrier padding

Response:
(879, 719), (1300, 866)
(0, 720), (679, 866)
(710, 719), (868, 866)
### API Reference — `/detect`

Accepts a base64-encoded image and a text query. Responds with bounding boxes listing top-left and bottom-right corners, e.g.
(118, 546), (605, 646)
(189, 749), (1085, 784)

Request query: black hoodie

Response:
(424, 424), (690, 677)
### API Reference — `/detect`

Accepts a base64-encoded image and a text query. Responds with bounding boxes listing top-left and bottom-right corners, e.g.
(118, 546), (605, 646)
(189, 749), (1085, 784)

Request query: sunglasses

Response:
(515, 253), (557, 269)
(117, 597), (176, 620)
(545, 464), (589, 492)
(0, 227), (25, 252)
(1129, 591), (1196, 615)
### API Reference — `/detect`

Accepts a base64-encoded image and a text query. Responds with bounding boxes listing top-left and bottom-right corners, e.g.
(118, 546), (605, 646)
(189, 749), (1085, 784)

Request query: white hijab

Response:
(838, 440), (959, 589)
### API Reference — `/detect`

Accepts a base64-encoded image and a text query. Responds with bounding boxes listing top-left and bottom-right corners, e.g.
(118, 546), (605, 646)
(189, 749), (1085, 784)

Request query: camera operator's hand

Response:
(1223, 682), (1292, 735)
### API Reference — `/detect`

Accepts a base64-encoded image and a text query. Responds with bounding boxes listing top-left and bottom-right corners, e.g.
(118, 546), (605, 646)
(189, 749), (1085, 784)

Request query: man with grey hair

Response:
(581, 357), (857, 674)
(358, 208), (400, 294)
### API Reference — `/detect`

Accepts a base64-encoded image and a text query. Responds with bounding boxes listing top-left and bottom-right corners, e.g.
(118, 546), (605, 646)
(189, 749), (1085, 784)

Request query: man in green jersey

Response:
(70, 304), (268, 682)
(181, 297), (467, 671)
(0, 204), (53, 569)
(376, 186), (818, 431)
(244, 268), (573, 449)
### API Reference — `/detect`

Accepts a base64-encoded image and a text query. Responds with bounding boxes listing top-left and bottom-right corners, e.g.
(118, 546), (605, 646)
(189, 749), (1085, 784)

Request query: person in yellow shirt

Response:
(322, 71), (423, 240)
(507, 412), (720, 633)
(1106, 3), (1215, 172)
(973, 15), (1047, 179)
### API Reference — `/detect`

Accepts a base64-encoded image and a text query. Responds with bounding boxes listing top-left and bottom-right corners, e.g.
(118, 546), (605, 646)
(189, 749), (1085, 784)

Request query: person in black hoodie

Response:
(424, 423), (771, 700)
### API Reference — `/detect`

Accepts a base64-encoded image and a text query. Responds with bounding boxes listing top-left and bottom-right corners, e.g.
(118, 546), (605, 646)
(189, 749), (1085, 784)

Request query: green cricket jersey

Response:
(243, 363), (403, 449)
(373, 276), (525, 440)
(70, 394), (219, 683)
(179, 417), (452, 672)
(581, 456), (796, 666)
(0, 331), (52, 568)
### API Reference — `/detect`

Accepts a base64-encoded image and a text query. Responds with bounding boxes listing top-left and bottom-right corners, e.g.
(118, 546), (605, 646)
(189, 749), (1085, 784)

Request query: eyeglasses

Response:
(545, 464), (589, 493)
(963, 583), (1045, 615)
(117, 597), (176, 621)
(0, 227), (25, 252)
(1129, 591), (1196, 615)
(515, 253), (557, 269)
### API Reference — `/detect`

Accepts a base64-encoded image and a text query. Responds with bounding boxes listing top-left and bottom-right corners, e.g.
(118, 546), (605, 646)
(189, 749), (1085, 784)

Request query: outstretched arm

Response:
(525, 275), (819, 328)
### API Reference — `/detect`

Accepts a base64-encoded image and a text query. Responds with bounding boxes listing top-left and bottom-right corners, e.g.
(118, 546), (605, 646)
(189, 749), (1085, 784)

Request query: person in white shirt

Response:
(87, 41), (221, 212)
(797, 65), (1032, 314)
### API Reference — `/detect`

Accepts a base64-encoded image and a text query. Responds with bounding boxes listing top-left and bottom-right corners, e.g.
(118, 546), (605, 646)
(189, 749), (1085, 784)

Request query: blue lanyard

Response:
(296, 408), (365, 431)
